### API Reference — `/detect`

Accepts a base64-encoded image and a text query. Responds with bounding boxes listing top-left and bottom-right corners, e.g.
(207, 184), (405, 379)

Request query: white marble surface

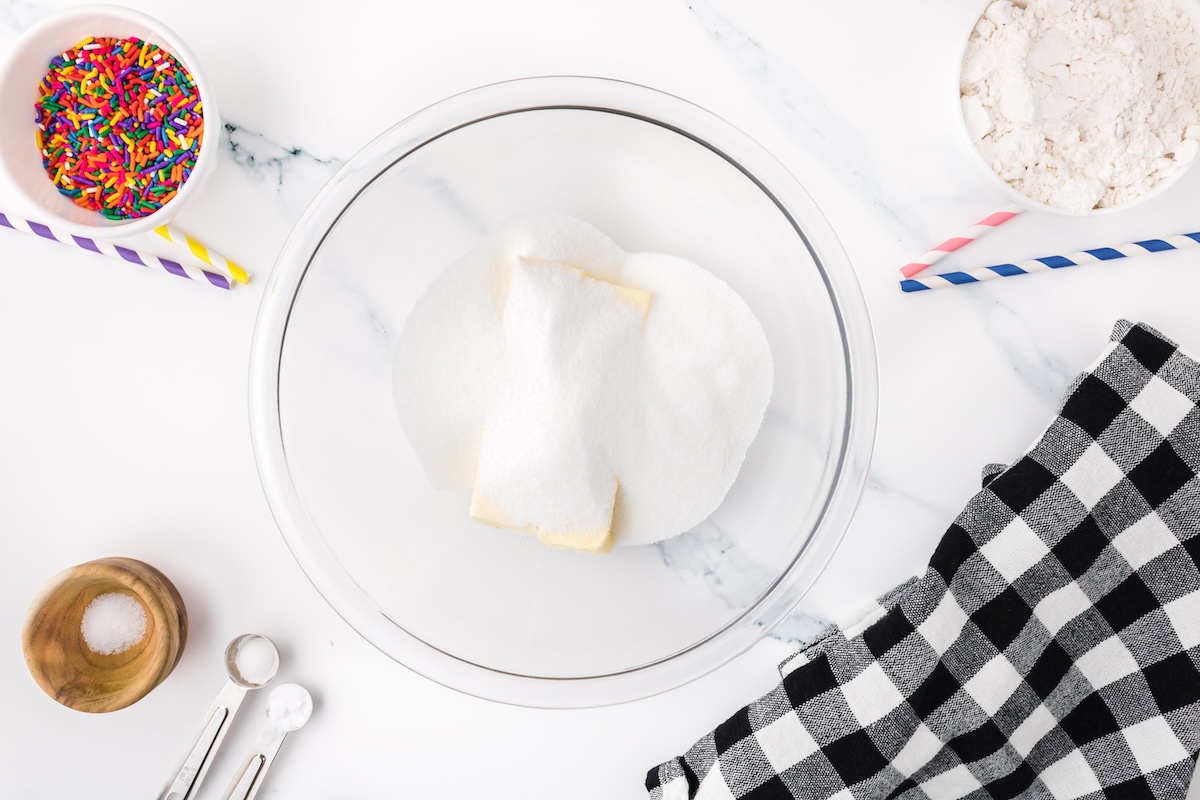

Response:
(2, 1), (1199, 797)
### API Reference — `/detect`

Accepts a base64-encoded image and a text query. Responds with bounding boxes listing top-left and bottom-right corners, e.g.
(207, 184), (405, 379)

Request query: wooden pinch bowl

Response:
(21, 557), (188, 713)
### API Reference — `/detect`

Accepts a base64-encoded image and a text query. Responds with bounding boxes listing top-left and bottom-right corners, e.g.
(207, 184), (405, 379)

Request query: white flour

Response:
(961, 0), (1200, 212)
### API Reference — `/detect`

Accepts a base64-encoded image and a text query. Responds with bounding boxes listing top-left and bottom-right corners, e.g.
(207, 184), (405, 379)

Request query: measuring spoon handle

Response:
(156, 679), (249, 800)
(220, 733), (288, 800)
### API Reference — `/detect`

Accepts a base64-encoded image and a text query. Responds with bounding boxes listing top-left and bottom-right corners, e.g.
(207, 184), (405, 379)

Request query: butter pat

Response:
(469, 257), (647, 553)
(516, 256), (651, 316)
(469, 491), (615, 554)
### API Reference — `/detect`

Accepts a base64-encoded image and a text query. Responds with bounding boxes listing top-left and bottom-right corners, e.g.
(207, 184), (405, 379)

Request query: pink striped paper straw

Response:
(900, 203), (1024, 279)
(0, 211), (231, 290)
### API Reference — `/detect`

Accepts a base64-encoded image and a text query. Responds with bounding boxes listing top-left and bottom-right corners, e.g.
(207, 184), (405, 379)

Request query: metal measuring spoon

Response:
(220, 683), (313, 800)
(157, 634), (280, 800)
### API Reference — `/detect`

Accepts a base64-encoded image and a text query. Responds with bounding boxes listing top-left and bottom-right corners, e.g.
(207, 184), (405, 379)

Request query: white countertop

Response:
(2, 1), (1200, 797)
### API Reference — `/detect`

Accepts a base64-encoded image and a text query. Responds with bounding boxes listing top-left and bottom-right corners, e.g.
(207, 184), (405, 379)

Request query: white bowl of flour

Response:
(958, 0), (1200, 214)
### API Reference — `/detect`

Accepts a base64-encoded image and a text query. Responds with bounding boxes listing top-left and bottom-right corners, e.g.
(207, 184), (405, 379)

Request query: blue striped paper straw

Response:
(0, 211), (231, 290)
(899, 233), (1200, 293)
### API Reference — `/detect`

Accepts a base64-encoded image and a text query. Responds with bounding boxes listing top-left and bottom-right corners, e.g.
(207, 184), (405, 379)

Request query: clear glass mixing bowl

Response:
(248, 76), (877, 708)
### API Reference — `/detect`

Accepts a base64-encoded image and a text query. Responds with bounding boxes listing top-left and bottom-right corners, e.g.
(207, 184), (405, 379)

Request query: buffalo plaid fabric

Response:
(647, 321), (1200, 800)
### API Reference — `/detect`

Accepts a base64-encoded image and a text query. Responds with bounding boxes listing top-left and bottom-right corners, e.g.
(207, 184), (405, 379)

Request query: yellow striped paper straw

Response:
(154, 223), (250, 285)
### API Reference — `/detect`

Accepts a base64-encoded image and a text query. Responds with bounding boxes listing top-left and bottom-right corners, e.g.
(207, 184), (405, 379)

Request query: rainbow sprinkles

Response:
(35, 36), (203, 220)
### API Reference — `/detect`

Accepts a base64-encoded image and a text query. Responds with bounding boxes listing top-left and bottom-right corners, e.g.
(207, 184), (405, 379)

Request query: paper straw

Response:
(899, 203), (1024, 278)
(0, 212), (231, 290)
(899, 233), (1200, 293)
(154, 222), (249, 285)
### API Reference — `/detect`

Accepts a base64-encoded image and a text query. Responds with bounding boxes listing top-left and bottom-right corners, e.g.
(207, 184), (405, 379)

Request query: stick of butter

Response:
(468, 256), (650, 553)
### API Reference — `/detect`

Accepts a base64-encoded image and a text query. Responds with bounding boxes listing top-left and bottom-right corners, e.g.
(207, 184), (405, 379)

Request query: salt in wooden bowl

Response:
(21, 557), (187, 713)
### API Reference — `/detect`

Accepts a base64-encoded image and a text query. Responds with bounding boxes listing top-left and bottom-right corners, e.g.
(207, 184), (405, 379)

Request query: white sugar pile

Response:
(961, 0), (1200, 212)
(469, 257), (649, 548)
(81, 592), (147, 655)
(393, 212), (774, 547)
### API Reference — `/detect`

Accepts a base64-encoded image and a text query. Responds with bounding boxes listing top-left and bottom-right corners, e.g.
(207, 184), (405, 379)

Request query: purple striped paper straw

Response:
(0, 212), (231, 290)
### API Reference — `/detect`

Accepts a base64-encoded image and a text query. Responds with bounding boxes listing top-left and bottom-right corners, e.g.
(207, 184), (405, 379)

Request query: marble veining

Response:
(979, 298), (1079, 408)
(682, 0), (917, 238)
(0, 1), (36, 37)
(863, 471), (959, 526)
(411, 170), (493, 239)
(223, 121), (342, 192)
(656, 520), (830, 646)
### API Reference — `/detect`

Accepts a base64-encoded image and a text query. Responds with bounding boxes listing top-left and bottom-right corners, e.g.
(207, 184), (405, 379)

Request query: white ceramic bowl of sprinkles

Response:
(0, 4), (219, 239)
(957, 0), (1200, 215)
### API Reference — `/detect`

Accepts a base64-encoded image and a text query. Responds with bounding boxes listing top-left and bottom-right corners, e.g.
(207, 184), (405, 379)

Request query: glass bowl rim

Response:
(247, 75), (879, 708)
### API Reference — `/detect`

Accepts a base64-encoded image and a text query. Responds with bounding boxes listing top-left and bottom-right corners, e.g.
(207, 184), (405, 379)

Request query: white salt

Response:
(264, 683), (312, 738)
(393, 212), (774, 547)
(80, 592), (147, 655)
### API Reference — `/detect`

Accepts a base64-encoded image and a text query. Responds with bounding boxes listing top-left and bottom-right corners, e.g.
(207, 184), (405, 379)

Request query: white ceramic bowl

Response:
(0, 5), (218, 238)
(956, 0), (1200, 216)
(249, 77), (878, 708)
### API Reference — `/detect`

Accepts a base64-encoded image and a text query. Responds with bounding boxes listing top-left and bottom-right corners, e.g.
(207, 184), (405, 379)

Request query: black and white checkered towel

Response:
(647, 320), (1200, 799)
